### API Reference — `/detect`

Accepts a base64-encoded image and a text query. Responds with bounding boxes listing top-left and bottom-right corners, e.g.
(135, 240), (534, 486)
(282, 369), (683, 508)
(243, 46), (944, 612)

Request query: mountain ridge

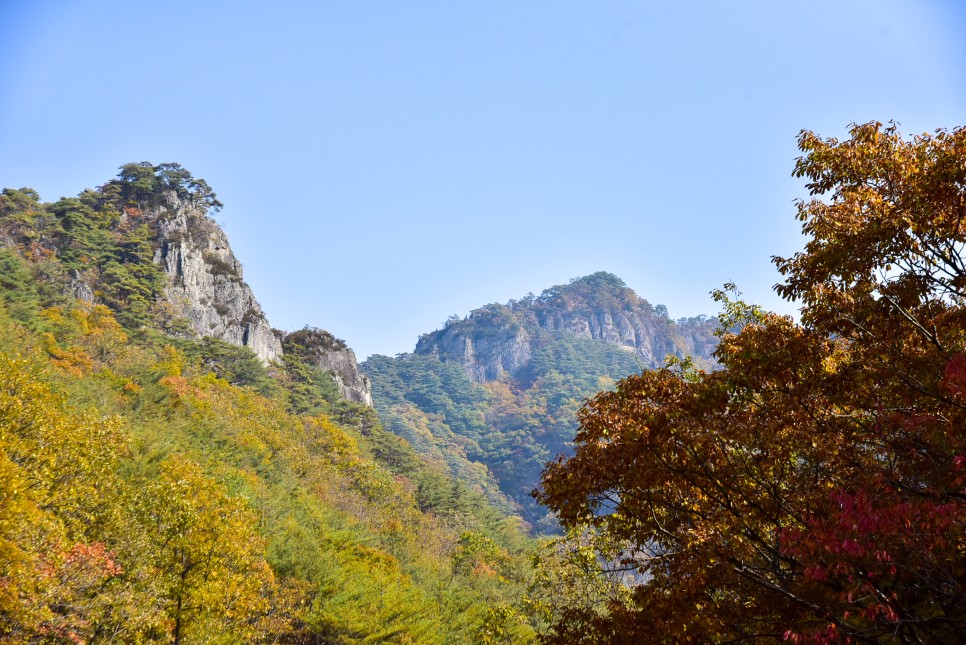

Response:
(415, 271), (718, 383)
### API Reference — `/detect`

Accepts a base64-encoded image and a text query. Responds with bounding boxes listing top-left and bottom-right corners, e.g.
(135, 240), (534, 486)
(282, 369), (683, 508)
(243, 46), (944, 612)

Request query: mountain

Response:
(364, 272), (719, 531)
(0, 162), (371, 405)
(416, 271), (717, 379)
(0, 165), (542, 642)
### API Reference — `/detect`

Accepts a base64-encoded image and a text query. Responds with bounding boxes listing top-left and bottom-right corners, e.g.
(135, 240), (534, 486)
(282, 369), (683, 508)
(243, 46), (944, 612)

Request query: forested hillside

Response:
(0, 169), (550, 642)
(363, 274), (718, 531)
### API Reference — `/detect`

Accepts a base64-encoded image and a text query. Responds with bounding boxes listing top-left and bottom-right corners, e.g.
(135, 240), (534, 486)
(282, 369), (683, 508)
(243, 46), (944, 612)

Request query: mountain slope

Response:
(0, 167), (541, 642)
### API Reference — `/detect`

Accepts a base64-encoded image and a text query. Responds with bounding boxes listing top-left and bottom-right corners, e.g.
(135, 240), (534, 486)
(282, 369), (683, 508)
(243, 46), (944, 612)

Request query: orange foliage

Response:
(538, 123), (966, 643)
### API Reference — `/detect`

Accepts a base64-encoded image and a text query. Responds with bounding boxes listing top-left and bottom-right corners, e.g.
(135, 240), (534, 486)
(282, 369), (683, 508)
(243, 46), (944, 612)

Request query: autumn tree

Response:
(135, 455), (283, 643)
(537, 122), (966, 643)
(0, 354), (169, 641)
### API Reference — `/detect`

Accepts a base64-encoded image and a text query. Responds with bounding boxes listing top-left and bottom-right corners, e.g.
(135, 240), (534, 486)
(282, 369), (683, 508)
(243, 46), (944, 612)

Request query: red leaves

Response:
(942, 353), (966, 400)
(782, 487), (960, 610)
(61, 542), (124, 583)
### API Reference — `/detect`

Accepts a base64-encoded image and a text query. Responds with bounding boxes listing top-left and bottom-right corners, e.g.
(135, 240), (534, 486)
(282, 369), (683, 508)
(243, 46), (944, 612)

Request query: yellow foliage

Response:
(136, 455), (288, 642)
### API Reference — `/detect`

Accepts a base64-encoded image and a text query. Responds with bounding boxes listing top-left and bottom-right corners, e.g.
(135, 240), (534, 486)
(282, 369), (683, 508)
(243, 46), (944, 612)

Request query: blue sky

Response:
(2, 1), (964, 360)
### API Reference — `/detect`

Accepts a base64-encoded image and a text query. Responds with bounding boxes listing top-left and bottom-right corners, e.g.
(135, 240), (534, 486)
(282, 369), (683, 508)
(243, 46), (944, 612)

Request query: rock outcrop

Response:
(416, 306), (533, 382)
(148, 196), (374, 406)
(283, 327), (373, 406)
(308, 345), (373, 406)
(151, 196), (283, 364)
(149, 200), (374, 406)
(415, 272), (718, 383)
(0, 170), (374, 407)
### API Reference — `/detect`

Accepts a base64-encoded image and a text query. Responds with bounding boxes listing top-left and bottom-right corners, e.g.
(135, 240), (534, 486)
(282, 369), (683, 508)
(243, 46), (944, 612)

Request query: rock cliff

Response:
(151, 195), (283, 364)
(149, 199), (373, 406)
(415, 272), (718, 383)
(147, 193), (373, 406)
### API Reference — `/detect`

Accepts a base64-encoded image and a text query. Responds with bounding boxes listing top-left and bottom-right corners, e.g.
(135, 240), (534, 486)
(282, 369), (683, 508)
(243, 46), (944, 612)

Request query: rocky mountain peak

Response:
(415, 272), (718, 383)
(2, 164), (374, 406)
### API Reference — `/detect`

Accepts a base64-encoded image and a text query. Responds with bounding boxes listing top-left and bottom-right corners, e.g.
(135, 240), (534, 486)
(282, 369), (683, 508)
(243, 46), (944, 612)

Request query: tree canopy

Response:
(537, 122), (966, 643)
(107, 162), (223, 213)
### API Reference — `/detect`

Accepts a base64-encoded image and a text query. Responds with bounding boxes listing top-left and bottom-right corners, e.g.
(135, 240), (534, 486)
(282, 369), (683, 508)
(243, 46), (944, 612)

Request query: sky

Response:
(2, 1), (965, 360)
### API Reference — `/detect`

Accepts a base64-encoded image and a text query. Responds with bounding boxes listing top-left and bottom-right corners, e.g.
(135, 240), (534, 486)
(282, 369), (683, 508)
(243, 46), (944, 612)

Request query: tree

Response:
(0, 354), (170, 641)
(110, 162), (223, 213)
(536, 123), (966, 643)
(136, 455), (281, 643)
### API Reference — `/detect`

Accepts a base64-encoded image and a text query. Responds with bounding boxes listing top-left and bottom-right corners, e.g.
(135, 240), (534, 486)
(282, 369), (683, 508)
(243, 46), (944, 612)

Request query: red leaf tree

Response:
(537, 123), (966, 643)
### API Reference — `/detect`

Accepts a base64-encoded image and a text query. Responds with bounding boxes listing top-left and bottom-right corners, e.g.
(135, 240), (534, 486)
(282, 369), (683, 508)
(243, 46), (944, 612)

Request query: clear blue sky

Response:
(2, 1), (964, 360)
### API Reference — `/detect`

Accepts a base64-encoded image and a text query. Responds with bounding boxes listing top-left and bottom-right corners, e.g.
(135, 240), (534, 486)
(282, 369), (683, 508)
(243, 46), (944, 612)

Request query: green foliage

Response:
(276, 329), (346, 416)
(522, 330), (640, 390)
(382, 272), (719, 531)
(0, 184), (169, 330)
(110, 161), (224, 213)
(363, 353), (516, 516)
(277, 351), (341, 416)
(366, 326), (648, 532)
(177, 335), (281, 397)
(524, 526), (633, 641)
(284, 325), (348, 353)
(530, 272), (635, 314)
(0, 248), (41, 325)
(0, 164), (228, 333)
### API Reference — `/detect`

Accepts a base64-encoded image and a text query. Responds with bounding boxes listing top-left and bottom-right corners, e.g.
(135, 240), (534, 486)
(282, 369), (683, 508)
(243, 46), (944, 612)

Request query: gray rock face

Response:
(151, 198), (282, 364)
(415, 273), (718, 383)
(67, 270), (95, 304)
(283, 327), (373, 406)
(534, 307), (709, 368)
(148, 200), (373, 406)
(311, 345), (373, 406)
(417, 321), (532, 382)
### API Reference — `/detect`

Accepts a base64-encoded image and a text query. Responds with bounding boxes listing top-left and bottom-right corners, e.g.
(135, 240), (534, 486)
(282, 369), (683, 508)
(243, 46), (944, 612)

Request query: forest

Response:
(2, 122), (965, 643)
